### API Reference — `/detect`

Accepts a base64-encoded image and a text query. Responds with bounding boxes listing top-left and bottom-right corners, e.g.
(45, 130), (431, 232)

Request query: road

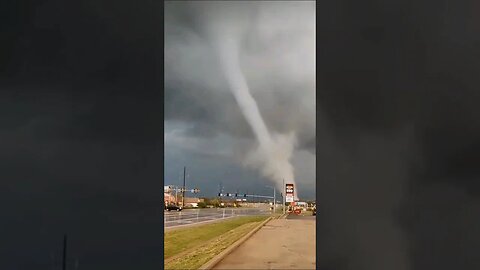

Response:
(213, 213), (316, 269)
(164, 207), (271, 229)
(286, 210), (315, 220)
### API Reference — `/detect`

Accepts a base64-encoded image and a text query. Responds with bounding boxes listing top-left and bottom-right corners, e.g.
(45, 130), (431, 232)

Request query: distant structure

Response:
(164, 192), (176, 205)
(183, 197), (203, 208)
(164, 186), (177, 205)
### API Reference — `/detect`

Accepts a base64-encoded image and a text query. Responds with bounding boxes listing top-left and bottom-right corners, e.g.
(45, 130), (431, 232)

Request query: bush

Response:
(198, 202), (207, 208)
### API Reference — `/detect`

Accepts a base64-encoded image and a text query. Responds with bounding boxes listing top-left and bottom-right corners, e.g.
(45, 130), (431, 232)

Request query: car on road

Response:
(165, 204), (182, 211)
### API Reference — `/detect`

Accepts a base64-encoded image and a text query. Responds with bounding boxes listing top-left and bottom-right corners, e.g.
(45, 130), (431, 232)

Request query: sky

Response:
(164, 1), (316, 200)
(0, 1), (163, 269)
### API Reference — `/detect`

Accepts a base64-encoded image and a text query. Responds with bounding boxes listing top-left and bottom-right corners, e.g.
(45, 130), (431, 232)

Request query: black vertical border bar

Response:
(315, 0), (320, 269)
(160, 0), (165, 268)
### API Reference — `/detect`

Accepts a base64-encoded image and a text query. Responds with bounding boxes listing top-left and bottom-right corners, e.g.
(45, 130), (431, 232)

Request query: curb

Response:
(198, 216), (273, 270)
(165, 217), (239, 265)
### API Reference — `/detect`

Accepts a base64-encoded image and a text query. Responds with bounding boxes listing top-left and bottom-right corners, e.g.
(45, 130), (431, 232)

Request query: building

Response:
(183, 197), (203, 207)
(296, 201), (308, 210)
(164, 192), (177, 205)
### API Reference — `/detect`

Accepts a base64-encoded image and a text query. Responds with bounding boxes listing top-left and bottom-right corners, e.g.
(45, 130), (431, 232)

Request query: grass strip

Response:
(165, 221), (261, 269)
(164, 215), (268, 269)
(164, 215), (267, 259)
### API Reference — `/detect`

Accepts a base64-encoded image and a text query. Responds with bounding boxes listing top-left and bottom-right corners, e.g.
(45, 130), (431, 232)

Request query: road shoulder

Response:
(211, 216), (316, 269)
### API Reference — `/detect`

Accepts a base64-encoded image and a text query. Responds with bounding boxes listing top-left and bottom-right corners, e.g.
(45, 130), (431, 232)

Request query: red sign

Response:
(286, 184), (294, 194)
(286, 183), (294, 203)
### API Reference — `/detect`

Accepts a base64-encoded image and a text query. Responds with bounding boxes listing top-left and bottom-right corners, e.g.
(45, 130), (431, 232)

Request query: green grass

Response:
(164, 215), (268, 269)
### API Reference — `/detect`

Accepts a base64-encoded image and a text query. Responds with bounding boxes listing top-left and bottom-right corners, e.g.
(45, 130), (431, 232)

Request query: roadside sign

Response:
(286, 184), (294, 194)
(286, 183), (294, 203)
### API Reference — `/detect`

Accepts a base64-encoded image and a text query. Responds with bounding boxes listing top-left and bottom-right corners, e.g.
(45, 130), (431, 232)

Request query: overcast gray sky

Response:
(164, 1), (315, 199)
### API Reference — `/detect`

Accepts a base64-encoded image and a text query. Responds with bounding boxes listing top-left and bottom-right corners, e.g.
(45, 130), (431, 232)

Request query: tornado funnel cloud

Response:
(212, 35), (298, 198)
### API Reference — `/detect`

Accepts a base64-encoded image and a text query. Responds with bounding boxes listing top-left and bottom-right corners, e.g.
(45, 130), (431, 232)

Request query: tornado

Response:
(185, 1), (299, 198)
(211, 33), (298, 198)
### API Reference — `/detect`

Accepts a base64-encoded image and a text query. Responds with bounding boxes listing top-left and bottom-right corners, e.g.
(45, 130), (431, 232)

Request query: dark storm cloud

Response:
(164, 1), (316, 154)
(164, 82), (252, 140)
(164, 1), (315, 199)
(318, 1), (480, 269)
(1, 1), (162, 269)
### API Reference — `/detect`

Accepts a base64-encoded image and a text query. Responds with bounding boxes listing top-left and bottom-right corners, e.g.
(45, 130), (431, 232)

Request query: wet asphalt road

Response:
(164, 207), (271, 229)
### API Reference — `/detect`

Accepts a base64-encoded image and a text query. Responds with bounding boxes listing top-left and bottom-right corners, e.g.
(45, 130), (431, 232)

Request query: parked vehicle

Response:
(166, 204), (182, 211)
(312, 206), (316, 216)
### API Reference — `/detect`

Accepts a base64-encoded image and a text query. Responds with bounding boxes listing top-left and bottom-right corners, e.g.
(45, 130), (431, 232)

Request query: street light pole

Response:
(265, 185), (276, 214)
(182, 166), (186, 208)
(283, 178), (285, 215)
(175, 185), (178, 205)
(273, 186), (276, 214)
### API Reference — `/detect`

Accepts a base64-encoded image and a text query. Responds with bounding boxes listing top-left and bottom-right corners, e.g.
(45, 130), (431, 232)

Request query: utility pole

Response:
(182, 166), (186, 208)
(274, 187), (276, 214)
(175, 185), (178, 205)
(283, 178), (285, 215)
(62, 234), (67, 270)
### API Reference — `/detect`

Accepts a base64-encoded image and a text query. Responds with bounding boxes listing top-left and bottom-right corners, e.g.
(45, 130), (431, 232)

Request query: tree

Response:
(210, 198), (220, 208)
(203, 198), (211, 205)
